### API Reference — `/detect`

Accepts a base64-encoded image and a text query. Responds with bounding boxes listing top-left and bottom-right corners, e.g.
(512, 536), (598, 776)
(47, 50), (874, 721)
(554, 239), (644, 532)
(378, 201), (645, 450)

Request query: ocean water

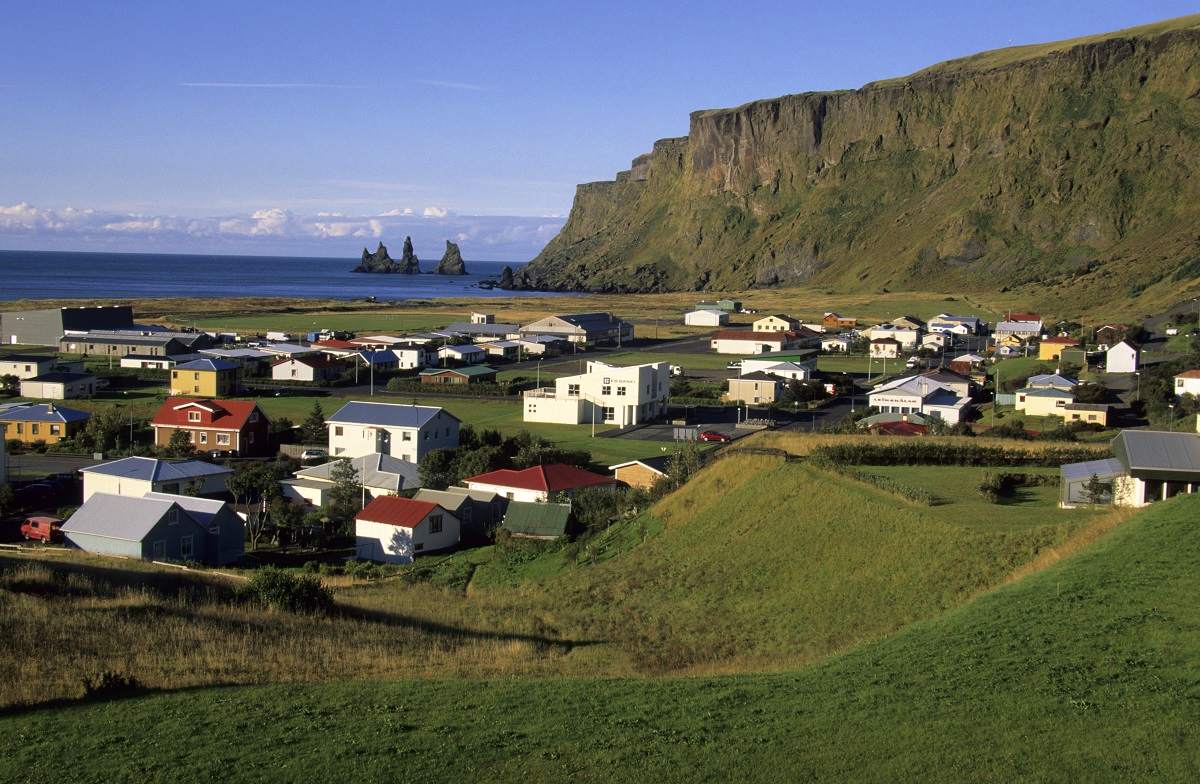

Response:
(0, 250), (572, 302)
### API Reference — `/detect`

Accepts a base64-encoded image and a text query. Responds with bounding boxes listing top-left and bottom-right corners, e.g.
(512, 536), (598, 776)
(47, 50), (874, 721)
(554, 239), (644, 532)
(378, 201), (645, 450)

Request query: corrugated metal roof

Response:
(175, 358), (238, 372)
(1061, 458), (1125, 481)
(326, 401), (455, 428)
(62, 493), (193, 540)
(295, 453), (420, 492)
(0, 403), (90, 424)
(1114, 431), (1200, 479)
(502, 501), (572, 537)
(357, 497), (440, 528)
(466, 464), (613, 493)
(82, 457), (231, 482)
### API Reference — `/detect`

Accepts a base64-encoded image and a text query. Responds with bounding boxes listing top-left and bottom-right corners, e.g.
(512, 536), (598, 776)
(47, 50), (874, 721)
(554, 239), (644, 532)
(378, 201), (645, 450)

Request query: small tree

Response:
(162, 428), (196, 459)
(1081, 473), (1113, 506)
(297, 401), (328, 445)
(181, 478), (205, 497)
(0, 374), (18, 395)
(327, 459), (363, 522)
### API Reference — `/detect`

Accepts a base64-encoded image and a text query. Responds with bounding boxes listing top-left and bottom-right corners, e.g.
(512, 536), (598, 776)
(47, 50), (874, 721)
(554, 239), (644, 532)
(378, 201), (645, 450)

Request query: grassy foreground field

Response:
(1, 490), (1195, 781)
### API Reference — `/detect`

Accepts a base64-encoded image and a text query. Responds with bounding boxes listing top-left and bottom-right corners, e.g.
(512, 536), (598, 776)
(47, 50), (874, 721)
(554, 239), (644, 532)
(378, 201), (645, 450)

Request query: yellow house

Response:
(1015, 387), (1074, 417)
(1064, 403), (1109, 427)
(1038, 337), (1079, 361)
(995, 334), (1024, 348)
(0, 403), (91, 445)
(170, 358), (242, 397)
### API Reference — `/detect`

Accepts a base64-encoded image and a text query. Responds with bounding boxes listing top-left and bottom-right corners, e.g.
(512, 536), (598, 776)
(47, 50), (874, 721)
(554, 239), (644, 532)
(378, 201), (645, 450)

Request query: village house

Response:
(0, 403), (90, 445)
(866, 325), (921, 349)
(1061, 427), (1200, 508)
(151, 398), (271, 457)
(283, 453), (420, 508)
(419, 366), (498, 385)
(1015, 387), (1075, 417)
(513, 335), (570, 355)
(355, 497), (460, 564)
(19, 371), (96, 400)
(170, 358), (242, 397)
(869, 338), (901, 359)
(928, 314), (983, 335)
(752, 314), (801, 333)
(1094, 325), (1126, 350)
(501, 501), (576, 540)
(481, 340), (522, 360)
(1026, 373), (1078, 391)
(1175, 369), (1200, 398)
(0, 354), (84, 379)
(63, 491), (244, 565)
(355, 349), (400, 374)
(1106, 341), (1140, 373)
(695, 299), (741, 313)
(523, 360), (669, 427)
(1, 305), (134, 346)
(464, 463), (618, 503)
(993, 320), (1043, 341)
(81, 456), (232, 502)
(608, 455), (673, 491)
(710, 329), (799, 355)
(441, 318), (521, 342)
(1038, 337), (1080, 362)
(727, 372), (782, 405)
(684, 309), (729, 327)
(271, 356), (345, 383)
(59, 329), (213, 358)
(1063, 403), (1110, 427)
(867, 375), (972, 424)
(119, 353), (194, 370)
(411, 487), (507, 541)
(821, 335), (853, 353)
(949, 353), (987, 375)
(740, 351), (818, 381)
(921, 333), (949, 350)
(325, 401), (459, 461)
(822, 313), (857, 329)
(520, 313), (634, 345)
(436, 344), (488, 365)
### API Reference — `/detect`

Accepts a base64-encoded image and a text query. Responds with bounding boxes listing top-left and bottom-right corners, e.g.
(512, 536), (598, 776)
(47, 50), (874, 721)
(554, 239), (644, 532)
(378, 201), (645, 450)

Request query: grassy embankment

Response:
(2, 467), (1193, 781)
(0, 438), (1118, 709)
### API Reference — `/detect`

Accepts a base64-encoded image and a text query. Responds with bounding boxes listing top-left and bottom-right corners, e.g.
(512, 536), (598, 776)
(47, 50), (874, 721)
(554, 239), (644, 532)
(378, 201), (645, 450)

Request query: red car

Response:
(21, 516), (63, 543)
(699, 431), (731, 443)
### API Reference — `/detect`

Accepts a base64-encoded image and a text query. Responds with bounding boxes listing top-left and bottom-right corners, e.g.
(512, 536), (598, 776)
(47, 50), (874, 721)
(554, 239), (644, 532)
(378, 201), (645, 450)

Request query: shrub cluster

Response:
(977, 471), (1058, 503)
(237, 566), (332, 614)
(385, 377), (534, 397)
(810, 441), (1106, 468)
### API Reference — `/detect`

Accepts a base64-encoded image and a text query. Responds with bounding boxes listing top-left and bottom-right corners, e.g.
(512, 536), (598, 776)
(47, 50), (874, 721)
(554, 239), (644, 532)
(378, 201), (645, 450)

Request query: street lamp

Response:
(537, 359), (543, 388)
(1134, 371), (1140, 403)
(1169, 403), (1176, 432)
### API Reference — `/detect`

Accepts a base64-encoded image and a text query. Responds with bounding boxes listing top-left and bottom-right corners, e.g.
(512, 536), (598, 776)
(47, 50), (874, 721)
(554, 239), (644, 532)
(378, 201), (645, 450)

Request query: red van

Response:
(21, 516), (63, 543)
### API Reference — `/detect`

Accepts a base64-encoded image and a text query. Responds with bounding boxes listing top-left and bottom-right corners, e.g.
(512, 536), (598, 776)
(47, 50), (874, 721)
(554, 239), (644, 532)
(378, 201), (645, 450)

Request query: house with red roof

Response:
(355, 496), (459, 564)
(151, 398), (271, 457)
(464, 463), (618, 502)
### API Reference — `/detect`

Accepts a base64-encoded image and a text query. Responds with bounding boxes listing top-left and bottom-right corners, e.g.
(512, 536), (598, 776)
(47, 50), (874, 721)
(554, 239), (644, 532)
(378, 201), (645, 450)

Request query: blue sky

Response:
(1, 1), (1195, 260)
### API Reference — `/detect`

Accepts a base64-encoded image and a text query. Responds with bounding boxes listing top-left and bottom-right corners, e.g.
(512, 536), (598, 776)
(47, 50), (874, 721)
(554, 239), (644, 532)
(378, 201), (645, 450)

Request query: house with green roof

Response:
(501, 501), (575, 540)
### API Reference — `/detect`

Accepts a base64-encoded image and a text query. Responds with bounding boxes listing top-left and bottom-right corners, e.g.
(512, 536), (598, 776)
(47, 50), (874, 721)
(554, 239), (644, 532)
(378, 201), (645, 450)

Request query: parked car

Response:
(699, 430), (731, 443)
(273, 388), (292, 397)
(209, 449), (239, 459)
(95, 378), (110, 389)
(300, 449), (329, 460)
(21, 516), (63, 543)
(726, 361), (742, 369)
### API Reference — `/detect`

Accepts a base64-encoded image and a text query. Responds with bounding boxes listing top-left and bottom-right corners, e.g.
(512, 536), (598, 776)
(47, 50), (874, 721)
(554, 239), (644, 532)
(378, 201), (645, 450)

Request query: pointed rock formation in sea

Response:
(498, 265), (514, 289)
(352, 240), (419, 274)
(434, 240), (468, 275)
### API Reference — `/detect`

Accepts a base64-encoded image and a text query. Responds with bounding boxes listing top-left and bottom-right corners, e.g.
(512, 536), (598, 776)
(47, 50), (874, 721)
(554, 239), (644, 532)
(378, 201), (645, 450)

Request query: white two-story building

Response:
(325, 401), (459, 461)
(523, 360), (669, 427)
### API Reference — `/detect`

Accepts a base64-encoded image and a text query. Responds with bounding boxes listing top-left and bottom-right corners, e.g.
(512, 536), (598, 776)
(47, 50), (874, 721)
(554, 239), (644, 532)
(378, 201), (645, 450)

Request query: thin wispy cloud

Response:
(179, 82), (363, 89)
(413, 79), (488, 91)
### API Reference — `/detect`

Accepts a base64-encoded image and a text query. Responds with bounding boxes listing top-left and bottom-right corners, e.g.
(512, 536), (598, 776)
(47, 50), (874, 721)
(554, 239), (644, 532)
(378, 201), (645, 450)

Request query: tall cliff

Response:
(518, 15), (1200, 309)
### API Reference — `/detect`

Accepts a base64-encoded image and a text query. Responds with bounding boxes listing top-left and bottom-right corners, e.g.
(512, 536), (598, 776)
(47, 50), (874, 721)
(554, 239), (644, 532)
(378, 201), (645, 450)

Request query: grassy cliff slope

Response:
(520, 15), (1200, 317)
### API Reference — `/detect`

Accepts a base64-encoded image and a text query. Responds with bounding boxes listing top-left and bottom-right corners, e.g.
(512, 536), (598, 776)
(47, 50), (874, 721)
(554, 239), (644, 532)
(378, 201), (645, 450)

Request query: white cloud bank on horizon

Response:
(0, 203), (567, 260)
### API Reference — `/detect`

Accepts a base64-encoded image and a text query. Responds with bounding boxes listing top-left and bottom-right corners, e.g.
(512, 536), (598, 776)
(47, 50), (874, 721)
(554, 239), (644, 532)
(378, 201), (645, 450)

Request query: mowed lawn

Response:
(190, 311), (464, 336)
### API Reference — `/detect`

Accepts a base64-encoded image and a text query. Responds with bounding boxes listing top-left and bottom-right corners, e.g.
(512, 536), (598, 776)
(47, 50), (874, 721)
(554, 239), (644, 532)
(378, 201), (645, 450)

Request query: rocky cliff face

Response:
(517, 16), (1200, 310)
(434, 240), (468, 275)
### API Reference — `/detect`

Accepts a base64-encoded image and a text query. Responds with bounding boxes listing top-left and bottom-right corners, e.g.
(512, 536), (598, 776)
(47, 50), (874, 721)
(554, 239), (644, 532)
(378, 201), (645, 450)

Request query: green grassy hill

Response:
(3, 477), (1197, 781)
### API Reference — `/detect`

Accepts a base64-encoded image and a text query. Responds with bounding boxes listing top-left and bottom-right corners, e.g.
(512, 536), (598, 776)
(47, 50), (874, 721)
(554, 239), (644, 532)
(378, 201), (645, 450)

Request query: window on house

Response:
(415, 543), (424, 551)
(153, 541), (166, 560)
(217, 433), (230, 445)
(168, 509), (179, 525)
(193, 372), (200, 380)
(200, 432), (207, 443)
(193, 386), (200, 393)
(429, 515), (443, 534)
(462, 508), (472, 523)
(188, 411), (201, 422)
(617, 386), (626, 396)
(247, 432), (255, 444)
(334, 426), (343, 436)
(568, 384), (580, 397)
(31, 424), (38, 435)
(49, 424), (61, 436)
(172, 371), (178, 379)
(603, 407), (615, 422)
(601, 385), (611, 396)
(180, 536), (193, 559)
(15, 423), (22, 434)
(249, 412), (258, 423)
(423, 432), (429, 440)
(403, 432), (412, 441)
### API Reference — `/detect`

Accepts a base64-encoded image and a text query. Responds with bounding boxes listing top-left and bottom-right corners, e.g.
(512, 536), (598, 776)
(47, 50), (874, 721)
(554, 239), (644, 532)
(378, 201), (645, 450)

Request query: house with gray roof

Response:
(62, 491), (244, 565)
(326, 401), (459, 461)
(520, 312), (634, 345)
(282, 453), (421, 508)
(19, 372), (97, 400)
(81, 457), (232, 501)
(412, 486), (507, 540)
(0, 354), (84, 379)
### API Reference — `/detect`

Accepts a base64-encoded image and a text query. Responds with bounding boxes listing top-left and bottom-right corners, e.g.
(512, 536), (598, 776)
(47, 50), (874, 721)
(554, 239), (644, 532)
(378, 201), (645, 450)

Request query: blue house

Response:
(62, 492), (244, 565)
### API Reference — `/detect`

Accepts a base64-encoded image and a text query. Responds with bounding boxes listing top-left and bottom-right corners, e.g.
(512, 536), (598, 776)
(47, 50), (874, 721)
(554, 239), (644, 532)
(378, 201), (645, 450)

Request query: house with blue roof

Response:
(170, 357), (242, 397)
(0, 402), (91, 445)
(63, 491), (243, 565)
(326, 401), (459, 461)
(81, 456), (232, 501)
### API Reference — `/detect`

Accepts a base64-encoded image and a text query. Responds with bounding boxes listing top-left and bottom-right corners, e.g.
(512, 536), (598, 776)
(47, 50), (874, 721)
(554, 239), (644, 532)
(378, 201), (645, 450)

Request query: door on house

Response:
(375, 429), (391, 455)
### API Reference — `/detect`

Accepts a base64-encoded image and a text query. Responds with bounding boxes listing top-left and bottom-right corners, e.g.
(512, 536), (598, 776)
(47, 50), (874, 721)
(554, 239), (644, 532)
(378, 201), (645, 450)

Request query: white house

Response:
(993, 321), (1043, 340)
(869, 338), (901, 359)
(19, 372), (96, 400)
(523, 360), (669, 427)
(520, 313), (633, 344)
(80, 457), (232, 502)
(1175, 370), (1200, 398)
(437, 344), (488, 365)
(866, 325), (921, 349)
(928, 314), (983, 335)
(740, 352), (818, 380)
(921, 333), (949, 350)
(271, 356), (345, 382)
(710, 330), (798, 355)
(685, 309), (729, 327)
(1106, 341), (1139, 374)
(821, 335), (853, 353)
(282, 453), (421, 508)
(325, 401), (459, 461)
(868, 375), (972, 424)
(355, 497), (460, 564)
